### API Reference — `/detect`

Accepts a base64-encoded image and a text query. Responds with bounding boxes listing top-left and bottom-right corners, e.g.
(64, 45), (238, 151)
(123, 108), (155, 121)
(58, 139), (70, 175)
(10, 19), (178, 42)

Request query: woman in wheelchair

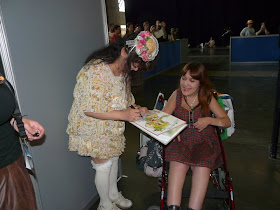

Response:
(162, 62), (231, 210)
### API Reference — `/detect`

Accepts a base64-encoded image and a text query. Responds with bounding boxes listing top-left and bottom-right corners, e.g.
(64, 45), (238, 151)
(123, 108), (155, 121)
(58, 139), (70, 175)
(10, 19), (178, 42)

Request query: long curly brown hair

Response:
(84, 33), (157, 95)
(179, 62), (213, 116)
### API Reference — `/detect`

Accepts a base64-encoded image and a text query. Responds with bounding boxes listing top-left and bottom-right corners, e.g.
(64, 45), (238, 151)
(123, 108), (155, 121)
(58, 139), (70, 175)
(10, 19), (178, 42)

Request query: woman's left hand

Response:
(194, 117), (211, 132)
(22, 118), (45, 141)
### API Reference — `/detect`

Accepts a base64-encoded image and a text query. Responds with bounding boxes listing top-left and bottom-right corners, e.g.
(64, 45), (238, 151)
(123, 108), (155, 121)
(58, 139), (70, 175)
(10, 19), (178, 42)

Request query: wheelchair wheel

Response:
(211, 167), (235, 210)
(218, 167), (226, 190)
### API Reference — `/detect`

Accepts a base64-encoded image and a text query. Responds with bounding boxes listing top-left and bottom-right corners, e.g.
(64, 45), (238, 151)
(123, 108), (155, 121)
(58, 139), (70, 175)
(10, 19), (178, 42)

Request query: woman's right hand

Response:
(176, 134), (181, 142)
(123, 108), (141, 122)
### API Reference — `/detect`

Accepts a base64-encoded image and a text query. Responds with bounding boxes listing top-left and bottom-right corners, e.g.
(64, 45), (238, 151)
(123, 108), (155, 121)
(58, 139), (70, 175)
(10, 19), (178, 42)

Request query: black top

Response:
(0, 83), (22, 168)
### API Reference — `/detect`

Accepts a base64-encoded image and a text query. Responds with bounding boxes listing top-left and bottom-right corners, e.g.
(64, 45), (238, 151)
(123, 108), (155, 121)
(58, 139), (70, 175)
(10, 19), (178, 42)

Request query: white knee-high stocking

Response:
(91, 160), (113, 208)
(109, 156), (119, 200)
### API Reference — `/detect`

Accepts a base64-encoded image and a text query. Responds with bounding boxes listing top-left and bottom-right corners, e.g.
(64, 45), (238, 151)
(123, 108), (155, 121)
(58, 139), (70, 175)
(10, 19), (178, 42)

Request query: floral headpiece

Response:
(126, 31), (159, 62)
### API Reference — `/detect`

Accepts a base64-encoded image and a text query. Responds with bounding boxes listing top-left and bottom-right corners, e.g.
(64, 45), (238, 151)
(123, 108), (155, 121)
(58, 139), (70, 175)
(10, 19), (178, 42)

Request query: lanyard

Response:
(0, 72), (35, 173)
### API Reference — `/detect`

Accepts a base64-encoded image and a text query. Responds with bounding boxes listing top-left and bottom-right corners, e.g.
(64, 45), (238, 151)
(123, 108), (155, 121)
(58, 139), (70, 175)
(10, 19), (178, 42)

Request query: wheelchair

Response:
(139, 92), (235, 210)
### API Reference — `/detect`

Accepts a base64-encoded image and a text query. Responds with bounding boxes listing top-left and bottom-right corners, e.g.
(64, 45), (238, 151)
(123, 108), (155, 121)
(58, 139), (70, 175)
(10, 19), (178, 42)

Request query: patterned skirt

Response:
(165, 126), (224, 170)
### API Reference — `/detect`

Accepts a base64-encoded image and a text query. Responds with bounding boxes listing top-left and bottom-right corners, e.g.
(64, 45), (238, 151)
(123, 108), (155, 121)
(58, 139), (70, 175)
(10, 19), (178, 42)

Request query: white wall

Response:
(0, 0), (107, 209)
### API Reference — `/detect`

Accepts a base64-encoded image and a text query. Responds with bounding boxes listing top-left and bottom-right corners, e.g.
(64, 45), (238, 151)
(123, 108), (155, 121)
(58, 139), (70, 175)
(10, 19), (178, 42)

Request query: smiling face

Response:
(180, 70), (200, 97)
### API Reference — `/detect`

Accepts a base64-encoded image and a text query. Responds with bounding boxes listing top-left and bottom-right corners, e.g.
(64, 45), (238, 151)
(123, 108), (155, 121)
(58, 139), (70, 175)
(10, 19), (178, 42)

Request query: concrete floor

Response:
(90, 48), (280, 210)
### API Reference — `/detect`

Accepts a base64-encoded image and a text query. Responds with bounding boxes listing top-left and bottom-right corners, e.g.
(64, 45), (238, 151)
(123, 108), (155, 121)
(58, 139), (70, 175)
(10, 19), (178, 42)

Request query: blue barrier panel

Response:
(230, 35), (280, 62)
(145, 40), (181, 78)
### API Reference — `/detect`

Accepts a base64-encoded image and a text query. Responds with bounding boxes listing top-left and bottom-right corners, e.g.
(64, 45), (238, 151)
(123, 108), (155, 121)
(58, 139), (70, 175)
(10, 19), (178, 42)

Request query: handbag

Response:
(136, 139), (163, 177)
(216, 92), (235, 140)
(0, 73), (35, 173)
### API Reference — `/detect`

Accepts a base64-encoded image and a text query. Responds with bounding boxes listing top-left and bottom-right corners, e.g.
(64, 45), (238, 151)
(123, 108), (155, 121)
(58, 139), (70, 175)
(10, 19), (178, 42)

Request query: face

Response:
(115, 27), (121, 34)
(248, 23), (253, 28)
(135, 26), (141, 32)
(150, 26), (155, 32)
(128, 24), (134, 32)
(180, 70), (200, 97)
(109, 25), (114, 32)
(144, 24), (150, 31)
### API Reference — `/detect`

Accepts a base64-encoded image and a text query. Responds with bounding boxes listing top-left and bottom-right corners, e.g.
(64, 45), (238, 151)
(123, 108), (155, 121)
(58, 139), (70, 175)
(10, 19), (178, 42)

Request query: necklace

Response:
(184, 94), (198, 110)
(183, 94), (197, 128)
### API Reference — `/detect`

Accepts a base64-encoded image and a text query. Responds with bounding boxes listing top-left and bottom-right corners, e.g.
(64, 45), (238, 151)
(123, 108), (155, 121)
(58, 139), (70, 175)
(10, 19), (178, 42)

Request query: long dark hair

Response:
(84, 33), (155, 93)
(180, 62), (213, 116)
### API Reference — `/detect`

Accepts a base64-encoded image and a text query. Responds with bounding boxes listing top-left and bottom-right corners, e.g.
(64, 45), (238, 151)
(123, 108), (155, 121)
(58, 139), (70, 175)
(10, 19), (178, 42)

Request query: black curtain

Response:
(125, 0), (280, 47)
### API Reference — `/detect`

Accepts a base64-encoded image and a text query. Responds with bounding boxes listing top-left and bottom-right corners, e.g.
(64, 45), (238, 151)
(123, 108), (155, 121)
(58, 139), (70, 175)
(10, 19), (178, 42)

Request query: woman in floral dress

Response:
(67, 32), (159, 210)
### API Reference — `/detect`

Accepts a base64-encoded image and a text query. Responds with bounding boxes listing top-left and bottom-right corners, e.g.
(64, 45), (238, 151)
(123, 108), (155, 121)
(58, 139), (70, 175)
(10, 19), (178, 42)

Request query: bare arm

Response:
(10, 117), (45, 140)
(85, 108), (141, 122)
(208, 96), (231, 128)
(194, 96), (231, 132)
(162, 90), (177, 114)
(256, 24), (270, 35)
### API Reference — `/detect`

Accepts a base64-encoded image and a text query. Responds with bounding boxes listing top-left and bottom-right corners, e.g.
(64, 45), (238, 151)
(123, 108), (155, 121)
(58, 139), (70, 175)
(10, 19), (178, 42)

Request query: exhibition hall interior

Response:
(0, 0), (279, 209)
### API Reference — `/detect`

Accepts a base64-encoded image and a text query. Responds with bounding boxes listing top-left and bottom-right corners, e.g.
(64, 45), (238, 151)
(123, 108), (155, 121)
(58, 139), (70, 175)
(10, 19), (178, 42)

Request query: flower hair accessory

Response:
(126, 31), (159, 62)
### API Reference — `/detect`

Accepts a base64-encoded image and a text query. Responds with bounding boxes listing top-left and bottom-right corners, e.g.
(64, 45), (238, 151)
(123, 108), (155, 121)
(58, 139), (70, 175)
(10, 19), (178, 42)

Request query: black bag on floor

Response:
(136, 139), (163, 177)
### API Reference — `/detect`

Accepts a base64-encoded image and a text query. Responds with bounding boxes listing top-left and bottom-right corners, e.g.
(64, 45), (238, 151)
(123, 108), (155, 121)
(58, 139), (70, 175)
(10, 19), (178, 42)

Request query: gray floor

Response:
(90, 47), (280, 210)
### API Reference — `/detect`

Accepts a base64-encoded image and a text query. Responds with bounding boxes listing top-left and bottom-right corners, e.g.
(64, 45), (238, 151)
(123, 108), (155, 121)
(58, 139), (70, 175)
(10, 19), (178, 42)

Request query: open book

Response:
(130, 109), (187, 145)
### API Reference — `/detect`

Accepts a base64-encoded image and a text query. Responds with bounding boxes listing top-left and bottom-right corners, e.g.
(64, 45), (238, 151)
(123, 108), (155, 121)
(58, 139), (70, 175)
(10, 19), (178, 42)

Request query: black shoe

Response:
(168, 205), (181, 210)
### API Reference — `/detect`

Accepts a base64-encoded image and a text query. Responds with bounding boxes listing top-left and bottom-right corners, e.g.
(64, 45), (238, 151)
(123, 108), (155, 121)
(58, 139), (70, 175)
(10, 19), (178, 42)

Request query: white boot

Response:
(91, 159), (120, 210)
(109, 157), (132, 209)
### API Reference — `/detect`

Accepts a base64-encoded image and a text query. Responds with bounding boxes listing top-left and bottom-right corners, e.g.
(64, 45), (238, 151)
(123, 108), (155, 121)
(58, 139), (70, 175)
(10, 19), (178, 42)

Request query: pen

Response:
(130, 105), (143, 118)
(33, 132), (40, 137)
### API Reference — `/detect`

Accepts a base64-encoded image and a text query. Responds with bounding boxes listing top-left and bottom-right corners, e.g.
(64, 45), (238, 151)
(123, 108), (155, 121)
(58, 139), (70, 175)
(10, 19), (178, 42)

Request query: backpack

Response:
(135, 92), (165, 177)
(136, 138), (163, 177)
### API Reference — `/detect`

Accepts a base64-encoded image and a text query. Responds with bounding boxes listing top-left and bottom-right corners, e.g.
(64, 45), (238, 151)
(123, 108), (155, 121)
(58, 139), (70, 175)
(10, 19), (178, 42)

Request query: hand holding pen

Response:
(130, 105), (143, 118)
(129, 105), (149, 119)
(124, 106), (140, 122)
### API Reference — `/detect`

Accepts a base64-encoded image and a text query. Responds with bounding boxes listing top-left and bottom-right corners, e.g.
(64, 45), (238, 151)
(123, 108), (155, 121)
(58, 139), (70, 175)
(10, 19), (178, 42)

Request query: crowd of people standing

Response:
(108, 20), (180, 44)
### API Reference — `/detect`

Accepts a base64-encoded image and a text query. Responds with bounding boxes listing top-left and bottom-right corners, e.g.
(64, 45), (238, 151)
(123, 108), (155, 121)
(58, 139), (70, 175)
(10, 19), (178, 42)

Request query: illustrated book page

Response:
(130, 109), (187, 145)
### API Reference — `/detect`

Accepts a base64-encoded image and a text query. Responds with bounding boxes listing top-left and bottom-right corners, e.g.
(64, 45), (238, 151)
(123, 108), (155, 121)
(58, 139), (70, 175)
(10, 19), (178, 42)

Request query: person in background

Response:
(155, 20), (161, 31)
(160, 21), (168, 41)
(162, 62), (231, 210)
(108, 23), (115, 40)
(134, 24), (142, 34)
(150, 25), (156, 37)
(67, 32), (159, 210)
(174, 28), (180, 40)
(109, 25), (121, 44)
(205, 37), (215, 48)
(155, 20), (168, 42)
(256, 21), (270, 35)
(123, 22), (134, 39)
(143, 21), (150, 32)
(0, 75), (45, 210)
(169, 28), (176, 41)
(240, 19), (255, 36)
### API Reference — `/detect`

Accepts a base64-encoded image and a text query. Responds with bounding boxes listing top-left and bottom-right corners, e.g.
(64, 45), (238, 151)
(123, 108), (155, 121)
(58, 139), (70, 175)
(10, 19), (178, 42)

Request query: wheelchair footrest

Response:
(182, 189), (229, 199)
